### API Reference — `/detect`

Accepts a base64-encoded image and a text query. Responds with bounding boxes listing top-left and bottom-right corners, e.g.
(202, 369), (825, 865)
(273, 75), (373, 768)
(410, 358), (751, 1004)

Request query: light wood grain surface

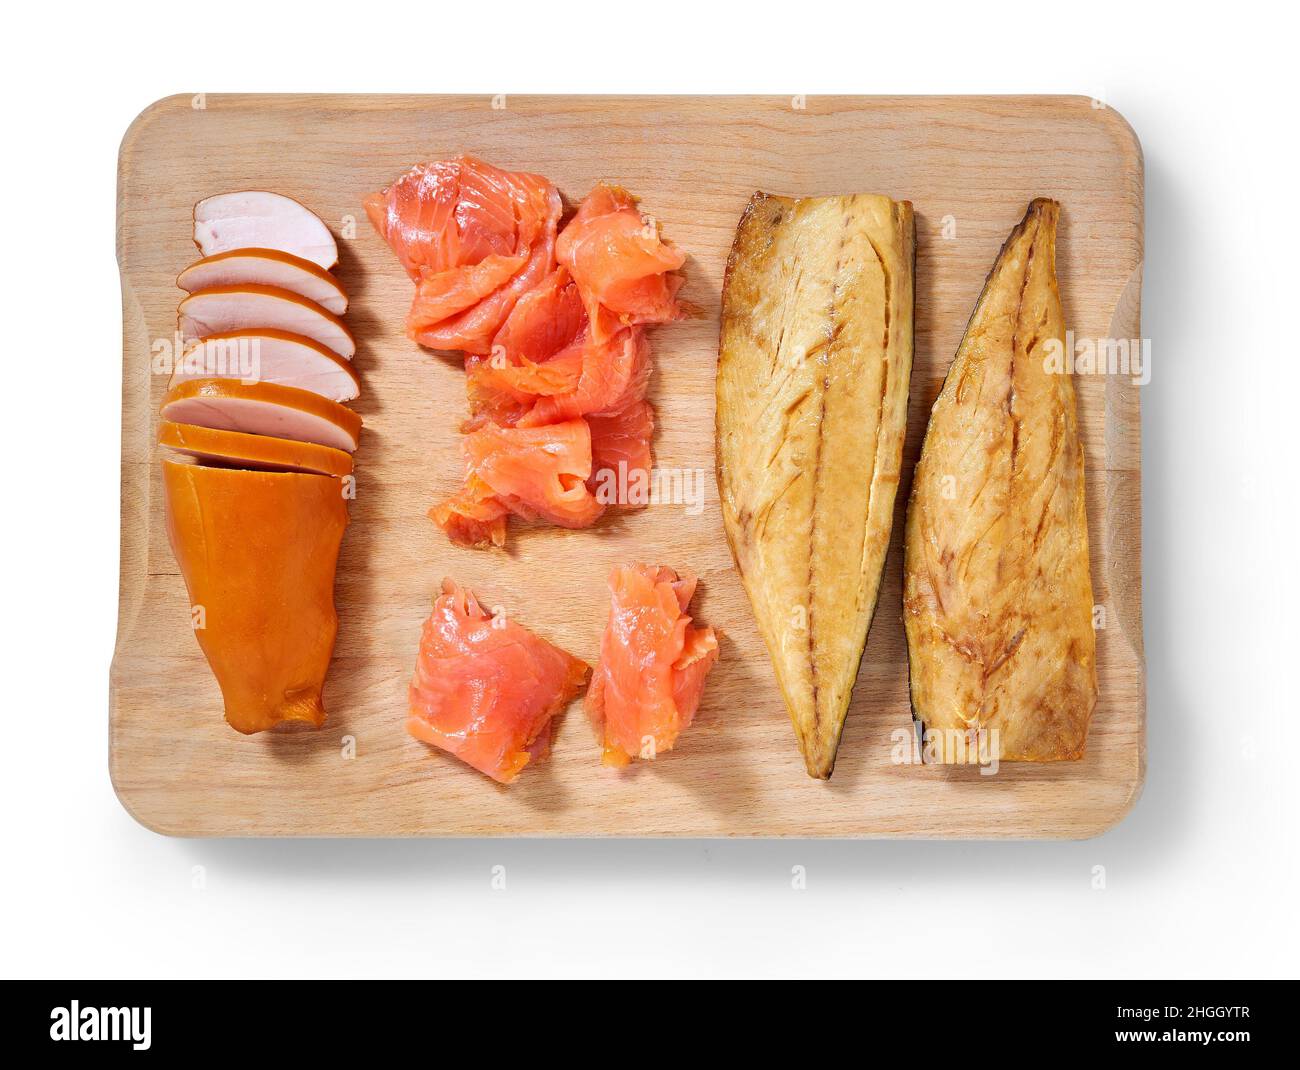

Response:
(112, 94), (1144, 837)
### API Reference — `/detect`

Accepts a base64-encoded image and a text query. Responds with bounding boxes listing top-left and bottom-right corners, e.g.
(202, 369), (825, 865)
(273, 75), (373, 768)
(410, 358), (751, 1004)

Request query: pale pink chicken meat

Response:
(194, 191), (339, 270)
(178, 249), (348, 315)
(178, 286), (355, 361)
(168, 330), (360, 403)
(161, 378), (362, 453)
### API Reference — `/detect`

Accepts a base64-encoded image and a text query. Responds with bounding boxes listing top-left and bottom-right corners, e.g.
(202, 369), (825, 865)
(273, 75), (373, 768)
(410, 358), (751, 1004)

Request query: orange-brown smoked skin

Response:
(162, 460), (348, 733)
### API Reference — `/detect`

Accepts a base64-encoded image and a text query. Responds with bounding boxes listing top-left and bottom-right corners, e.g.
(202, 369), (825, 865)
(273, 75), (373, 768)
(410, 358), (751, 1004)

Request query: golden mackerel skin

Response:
(904, 199), (1097, 762)
(717, 191), (915, 779)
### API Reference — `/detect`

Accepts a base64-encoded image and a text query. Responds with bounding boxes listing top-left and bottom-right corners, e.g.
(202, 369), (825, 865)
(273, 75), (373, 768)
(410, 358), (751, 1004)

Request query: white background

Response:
(1, 0), (1295, 979)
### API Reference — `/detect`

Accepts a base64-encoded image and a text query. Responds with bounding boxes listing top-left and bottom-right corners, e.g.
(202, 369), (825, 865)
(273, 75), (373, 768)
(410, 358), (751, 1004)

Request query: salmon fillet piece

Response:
(368, 161), (688, 547)
(586, 564), (720, 765)
(588, 400), (655, 508)
(556, 183), (686, 343)
(365, 155), (562, 355)
(408, 579), (589, 783)
(431, 419), (605, 547)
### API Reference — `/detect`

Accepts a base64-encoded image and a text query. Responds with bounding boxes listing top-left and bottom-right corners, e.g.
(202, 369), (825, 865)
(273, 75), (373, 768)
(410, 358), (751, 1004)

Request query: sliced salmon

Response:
(588, 400), (655, 507)
(365, 156), (563, 355)
(409, 191), (560, 355)
(430, 419), (605, 547)
(408, 579), (590, 784)
(161, 378), (362, 453)
(364, 157), (537, 279)
(460, 273), (587, 423)
(585, 565), (720, 766)
(429, 474), (510, 549)
(556, 183), (686, 343)
(516, 328), (650, 427)
(366, 159), (689, 549)
(406, 255), (527, 329)
(466, 327), (649, 432)
(159, 421), (354, 477)
(490, 267), (585, 365)
(464, 348), (582, 429)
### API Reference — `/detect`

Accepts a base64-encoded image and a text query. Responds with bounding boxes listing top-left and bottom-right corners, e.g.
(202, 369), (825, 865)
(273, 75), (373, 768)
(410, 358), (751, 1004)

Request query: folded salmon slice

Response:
(490, 267), (586, 365)
(466, 326), (649, 431)
(364, 157), (528, 278)
(556, 183), (686, 343)
(367, 159), (688, 548)
(365, 155), (562, 355)
(516, 328), (650, 426)
(588, 400), (655, 506)
(428, 474), (510, 549)
(430, 419), (605, 547)
(586, 564), (720, 765)
(407, 254), (528, 327)
(408, 579), (590, 784)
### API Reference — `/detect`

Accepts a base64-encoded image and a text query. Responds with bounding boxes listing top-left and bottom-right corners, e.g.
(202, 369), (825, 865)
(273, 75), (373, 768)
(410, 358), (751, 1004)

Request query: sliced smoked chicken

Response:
(167, 330), (360, 403)
(161, 378), (361, 453)
(163, 460), (349, 734)
(179, 286), (355, 361)
(159, 421), (353, 477)
(194, 191), (339, 270)
(178, 249), (348, 315)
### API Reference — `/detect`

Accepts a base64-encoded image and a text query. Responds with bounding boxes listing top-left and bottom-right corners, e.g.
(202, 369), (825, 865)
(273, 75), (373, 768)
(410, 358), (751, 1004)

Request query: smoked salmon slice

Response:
(466, 327), (649, 430)
(428, 474), (510, 549)
(516, 328), (650, 427)
(461, 267), (588, 425)
(365, 156), (562, 355)
(431, 419), (605, 547)
(367, 159), (689, 547)
(556, 183), (686, 343)
(588, 400), (655, 506)
(586, 565), (720, 766)
(408, 579), (590, 784)
(490, 267), (585, 366)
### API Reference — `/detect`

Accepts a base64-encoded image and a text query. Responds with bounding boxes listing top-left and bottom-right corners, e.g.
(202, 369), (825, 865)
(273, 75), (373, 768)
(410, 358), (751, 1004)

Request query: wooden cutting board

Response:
(112, 95), (1145, 837)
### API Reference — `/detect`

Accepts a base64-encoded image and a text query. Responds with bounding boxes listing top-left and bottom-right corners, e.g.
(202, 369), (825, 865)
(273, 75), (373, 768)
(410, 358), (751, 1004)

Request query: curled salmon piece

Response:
(467, 327), (649, 434)
(431, 419), (605, 547)
(429, 473), (510, 549)
(408, 579), (590, 784)
(367, 160), (689, 548)
(516, 328), (649, 427)
(586, 564), (720, 766)
(489, 267), (585, 366)
(364, 156), (542, 279)
(588, 400), (655, 508)
(556, 183), (686, 343)
(463, 272), (587, 426)
(364, 155), (562, 355)
(463, 352), (578, 430)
